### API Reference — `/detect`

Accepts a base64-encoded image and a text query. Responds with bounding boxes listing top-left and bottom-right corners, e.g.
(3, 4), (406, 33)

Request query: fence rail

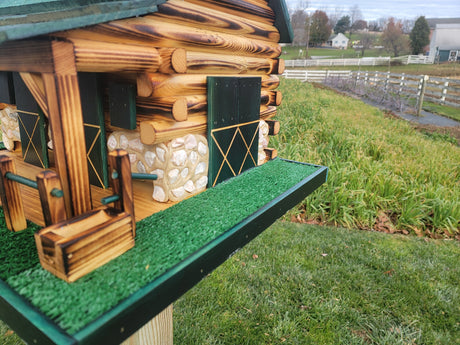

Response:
(350, 71), (460, 109)
(282, 70), (460, 109)
(285, 55), (434, 68)
(283, 69), (352, 82)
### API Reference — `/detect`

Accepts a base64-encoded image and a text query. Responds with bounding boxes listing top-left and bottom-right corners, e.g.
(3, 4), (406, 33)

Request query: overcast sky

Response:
(285, 0), (460, 21)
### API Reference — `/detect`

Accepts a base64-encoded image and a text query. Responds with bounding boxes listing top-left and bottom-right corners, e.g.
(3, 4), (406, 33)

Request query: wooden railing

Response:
(350, 71), (460, 109)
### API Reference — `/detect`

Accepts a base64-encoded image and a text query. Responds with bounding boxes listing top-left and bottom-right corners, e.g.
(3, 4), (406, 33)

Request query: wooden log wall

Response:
(47, 0), (283, 151)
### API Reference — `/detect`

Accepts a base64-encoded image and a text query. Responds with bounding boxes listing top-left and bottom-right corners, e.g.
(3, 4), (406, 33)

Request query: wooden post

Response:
(108, 149), (135, 232)
(42, 40), (92, 218)
(36, 170), (67, 226)
(121, 305), (173, 345)
(417, 75), (429, 116)
(0, 155), (27, 231)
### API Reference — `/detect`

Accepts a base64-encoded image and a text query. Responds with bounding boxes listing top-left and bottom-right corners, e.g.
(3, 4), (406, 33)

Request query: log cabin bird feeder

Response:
(0, 1), (327, 344)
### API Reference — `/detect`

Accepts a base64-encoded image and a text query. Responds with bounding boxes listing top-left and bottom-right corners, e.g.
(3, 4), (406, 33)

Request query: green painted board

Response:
(0, 159), (327, 345)
(108, 83), (137, 130)
(12, 72), (49, 169)
(0, 72), (15, 104)
(207, 77), (261, 187)
(268, 0), (294, 43)
(0, 1), (166, 44)
(78, 73), (108, 188)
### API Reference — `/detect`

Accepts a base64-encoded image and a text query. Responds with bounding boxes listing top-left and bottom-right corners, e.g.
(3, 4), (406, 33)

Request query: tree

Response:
(349, 4), (363, 25)
(410, 16), (430, 55)
(348, 4), (363, 37)
(368, 20), (382, 32)
(352, 19), (367, 31)
(358, 33), (375, 57)
(309, 10), (331, 46)
(290, 9), (308, 45)
(381, 17), (409, 57)
(328, 7), (345, 30)
(334, 15), (350, 34)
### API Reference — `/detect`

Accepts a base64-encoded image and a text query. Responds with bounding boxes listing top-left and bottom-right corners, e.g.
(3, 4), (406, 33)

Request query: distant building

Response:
(428, 23), (460, 62)
(328, 33), (349, 49)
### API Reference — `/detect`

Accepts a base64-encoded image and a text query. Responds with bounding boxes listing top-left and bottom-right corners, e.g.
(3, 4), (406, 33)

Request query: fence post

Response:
(417, 75), (429, 116)
(441, 80), (449, 104)
(37, 170), (67, 226)
(399, 73), (405, 93)
(385, 71), (390, 91)
(0, 155), (27, 231)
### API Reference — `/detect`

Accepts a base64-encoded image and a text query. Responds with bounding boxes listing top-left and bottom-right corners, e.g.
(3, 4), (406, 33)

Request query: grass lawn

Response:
(2, 222), (458, 344)
(174, 222), (459, 344)
(423, 101), (460, 122)
(272, 78), (459, 237)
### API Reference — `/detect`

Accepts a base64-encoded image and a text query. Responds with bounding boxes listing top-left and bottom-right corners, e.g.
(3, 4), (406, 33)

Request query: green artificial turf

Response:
(0, 211), (40, 281)
(2, 158), (320, 334)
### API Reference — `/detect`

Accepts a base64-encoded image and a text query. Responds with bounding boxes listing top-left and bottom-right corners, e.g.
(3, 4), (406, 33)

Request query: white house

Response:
(429, 23), (460, 62)
(328, 33), (349, 49)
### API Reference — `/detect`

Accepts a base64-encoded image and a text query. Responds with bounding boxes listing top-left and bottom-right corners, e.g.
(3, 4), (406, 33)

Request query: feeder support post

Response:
(0, 155), (27, 231)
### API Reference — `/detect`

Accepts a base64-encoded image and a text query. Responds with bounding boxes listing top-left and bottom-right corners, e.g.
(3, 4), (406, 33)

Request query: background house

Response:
(427, 18), (460, 62)
(328, 33), (349, 49)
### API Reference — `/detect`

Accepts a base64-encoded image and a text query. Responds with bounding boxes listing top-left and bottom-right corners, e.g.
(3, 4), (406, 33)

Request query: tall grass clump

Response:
(272, 78), (459, 236)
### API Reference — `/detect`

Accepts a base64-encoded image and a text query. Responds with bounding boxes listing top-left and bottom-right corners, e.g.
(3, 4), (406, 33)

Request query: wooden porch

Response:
(0, 147), (172, 227)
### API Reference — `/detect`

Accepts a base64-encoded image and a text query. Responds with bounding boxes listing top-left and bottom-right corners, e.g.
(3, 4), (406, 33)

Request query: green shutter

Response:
(12, 72), (49, 169)
(0, 72), (15, 104)
(207, 77), (261, 187)
(78, 73), (108, 188)
(108, 82), (137, 130)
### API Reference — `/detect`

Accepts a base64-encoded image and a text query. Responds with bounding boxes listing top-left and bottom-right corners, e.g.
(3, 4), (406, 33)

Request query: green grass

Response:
(281, 46), (388, 60)
(423, 101), (460, 122)
(271, 78), (459, 236)
(173, 222), (460, 344)
(2, 222), (459, 344)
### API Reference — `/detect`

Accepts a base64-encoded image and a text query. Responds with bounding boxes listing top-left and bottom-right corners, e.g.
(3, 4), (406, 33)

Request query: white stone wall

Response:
(107, 131), (209, 202)
(0, 106), (20, 151)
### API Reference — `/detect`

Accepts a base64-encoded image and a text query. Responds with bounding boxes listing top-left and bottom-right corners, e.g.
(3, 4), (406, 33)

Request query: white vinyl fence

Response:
(283, 70), (352, 82)
(284, 55), (434, 68)
(283, 70), (460, 109)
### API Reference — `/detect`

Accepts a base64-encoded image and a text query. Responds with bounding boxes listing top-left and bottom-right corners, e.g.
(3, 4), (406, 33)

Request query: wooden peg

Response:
(36, 170), (67, 226)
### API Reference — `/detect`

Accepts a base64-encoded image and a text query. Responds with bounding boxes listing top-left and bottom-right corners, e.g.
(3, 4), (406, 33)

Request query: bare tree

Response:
(381, 17), (409, 57)
(358, 33), (375, 57)
(290, 9), (308, 45)
(348, 4), (363, 37)
(328, 6), (345, 30)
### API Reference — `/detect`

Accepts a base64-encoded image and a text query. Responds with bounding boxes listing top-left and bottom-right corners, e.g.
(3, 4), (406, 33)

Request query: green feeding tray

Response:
(0, 158), (327, 345)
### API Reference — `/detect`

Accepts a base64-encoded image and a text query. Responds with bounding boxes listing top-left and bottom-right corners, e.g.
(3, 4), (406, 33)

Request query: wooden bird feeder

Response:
(0, 1), (327, 344)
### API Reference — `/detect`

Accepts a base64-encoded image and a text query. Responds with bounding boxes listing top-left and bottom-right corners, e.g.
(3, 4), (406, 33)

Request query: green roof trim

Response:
(0, 0), (293, 45)
(268, 0), (293, 43)
(0, 0), (167, 44)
